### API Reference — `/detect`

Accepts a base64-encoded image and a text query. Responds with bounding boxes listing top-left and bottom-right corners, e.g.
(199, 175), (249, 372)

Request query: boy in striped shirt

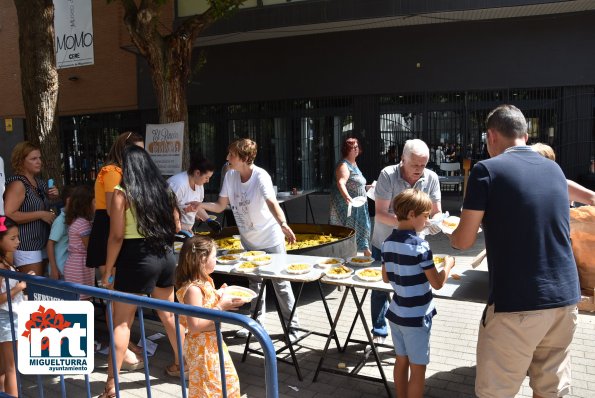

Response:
(381, 189), (454, 398)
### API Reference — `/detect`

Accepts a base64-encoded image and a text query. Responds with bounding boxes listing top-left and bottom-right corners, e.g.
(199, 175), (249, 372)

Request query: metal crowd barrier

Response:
(0, 269), (279, 398)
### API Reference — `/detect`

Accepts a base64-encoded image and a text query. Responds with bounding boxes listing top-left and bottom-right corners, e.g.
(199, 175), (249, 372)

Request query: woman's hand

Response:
(40, 211), (56, 225)
(184, 201), (200, 213)
(101, 271), (115, 289)
(47, 187), (59, 200)
(281, 224), (296, 244)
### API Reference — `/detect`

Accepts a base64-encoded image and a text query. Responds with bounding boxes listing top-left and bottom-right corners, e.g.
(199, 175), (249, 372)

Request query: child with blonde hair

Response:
(382, 189), (454, 398)
(175, 236), (243, 398)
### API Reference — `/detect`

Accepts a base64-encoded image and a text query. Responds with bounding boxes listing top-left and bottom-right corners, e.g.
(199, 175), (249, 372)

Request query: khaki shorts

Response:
(476, 304), (577, 398)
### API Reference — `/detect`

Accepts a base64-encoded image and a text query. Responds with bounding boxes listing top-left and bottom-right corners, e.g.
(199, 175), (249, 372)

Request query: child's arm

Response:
(423, 255), (455, 290)
(0, 276), (27, 306)
(381, 263), (389, 283)
(81, 235), (90, 249)
(183, 285), (243, 333)
(47, 239), (61, 280)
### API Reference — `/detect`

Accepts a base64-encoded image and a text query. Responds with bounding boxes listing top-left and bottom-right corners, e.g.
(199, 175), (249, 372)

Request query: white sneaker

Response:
(372, 335), (386, 345)
(235, 328), (250, 338)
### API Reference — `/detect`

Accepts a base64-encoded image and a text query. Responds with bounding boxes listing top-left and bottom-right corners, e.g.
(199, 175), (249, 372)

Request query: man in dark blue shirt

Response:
(450, 104), (580, 398)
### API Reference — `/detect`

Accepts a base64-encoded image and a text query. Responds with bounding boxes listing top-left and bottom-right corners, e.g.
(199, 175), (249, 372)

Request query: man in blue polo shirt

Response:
(451, 104), (580, 398)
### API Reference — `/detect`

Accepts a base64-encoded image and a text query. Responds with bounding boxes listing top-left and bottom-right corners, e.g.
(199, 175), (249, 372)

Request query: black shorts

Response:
(114, 239), (175, 294)
(86, 210), (109, 268)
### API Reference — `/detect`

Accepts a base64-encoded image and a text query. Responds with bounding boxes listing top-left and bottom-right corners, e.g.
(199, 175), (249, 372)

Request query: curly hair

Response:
(228, 139), (257, 165)
(120, 145), (176, 254)
(175, 236), (216, 289)
(11, 141), (41, 174)
(65, 185), (95, 225)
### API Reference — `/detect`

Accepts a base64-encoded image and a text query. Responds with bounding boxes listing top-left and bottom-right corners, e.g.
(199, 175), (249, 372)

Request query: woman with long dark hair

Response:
(99, 145), (181, 398)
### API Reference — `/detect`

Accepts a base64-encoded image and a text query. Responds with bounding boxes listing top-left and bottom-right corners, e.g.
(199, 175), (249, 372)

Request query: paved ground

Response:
(18, 193), (595, 397)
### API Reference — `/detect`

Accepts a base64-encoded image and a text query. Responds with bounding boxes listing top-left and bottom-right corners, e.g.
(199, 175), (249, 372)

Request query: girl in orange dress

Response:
(175, 236), (244, 398)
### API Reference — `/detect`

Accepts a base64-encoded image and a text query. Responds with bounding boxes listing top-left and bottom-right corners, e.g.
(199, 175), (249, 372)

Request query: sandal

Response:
(97, 385), (116, 398)
(127, 342), (144, 356)
(165, 363), (189, 378)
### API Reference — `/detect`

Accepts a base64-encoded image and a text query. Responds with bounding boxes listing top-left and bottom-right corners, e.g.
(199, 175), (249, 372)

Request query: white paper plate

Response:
(242, 251), (267, 260)
(224, 286), (257, 302)
(439, 216), (482, 234)
(285, 263), (313, 275)
(433, 255), (446, 269)
(234, 262), (259, 273)
(277, 191), (292, 197)
(216, 254), (240, 265)
(325, 265), (354, 279)
(316, 257), (345, 269)
(348, 256), (374, 267)
(355, 268), (383, 282)
(351, 196), (367, 207)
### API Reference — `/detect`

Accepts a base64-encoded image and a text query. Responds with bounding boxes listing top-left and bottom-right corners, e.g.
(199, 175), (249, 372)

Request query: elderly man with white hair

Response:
(370, 139), (442, 344)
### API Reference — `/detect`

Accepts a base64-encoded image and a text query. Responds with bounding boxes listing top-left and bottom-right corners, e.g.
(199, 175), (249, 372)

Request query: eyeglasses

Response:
(351, 146), (359, 150)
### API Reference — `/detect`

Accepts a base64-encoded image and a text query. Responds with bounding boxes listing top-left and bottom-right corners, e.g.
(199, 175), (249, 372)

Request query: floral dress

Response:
(176, 278), (240, 398)
(329, 160), (371, 251)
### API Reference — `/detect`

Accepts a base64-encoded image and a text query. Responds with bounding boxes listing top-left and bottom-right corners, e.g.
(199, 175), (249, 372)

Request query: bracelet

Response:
(280, 221), (288, 228)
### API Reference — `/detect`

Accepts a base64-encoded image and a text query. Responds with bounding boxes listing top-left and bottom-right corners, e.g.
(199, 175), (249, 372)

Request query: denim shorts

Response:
(388, 317), (432, 365)
(0, 309), (18, 342)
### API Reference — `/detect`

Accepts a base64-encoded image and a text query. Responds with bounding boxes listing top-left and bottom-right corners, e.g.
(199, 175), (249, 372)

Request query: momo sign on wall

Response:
(53, 0), (94, 69)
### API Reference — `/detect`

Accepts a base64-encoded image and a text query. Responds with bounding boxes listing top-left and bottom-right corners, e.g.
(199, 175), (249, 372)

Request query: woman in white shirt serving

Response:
(167, 156), (217, 233)
(200, 138), (301, 341)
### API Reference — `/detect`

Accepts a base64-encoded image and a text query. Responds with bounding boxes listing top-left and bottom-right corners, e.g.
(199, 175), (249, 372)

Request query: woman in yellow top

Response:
(86, 131), (143, 271)
(98, 145), (181, 398)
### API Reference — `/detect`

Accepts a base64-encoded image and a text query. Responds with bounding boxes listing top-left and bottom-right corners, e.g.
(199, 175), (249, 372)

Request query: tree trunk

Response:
(13, 0), (63, 187)
(150, 36), (192, 169)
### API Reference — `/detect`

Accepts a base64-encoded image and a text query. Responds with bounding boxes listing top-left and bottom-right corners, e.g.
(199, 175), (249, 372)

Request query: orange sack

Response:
(569, 206), (595, 293)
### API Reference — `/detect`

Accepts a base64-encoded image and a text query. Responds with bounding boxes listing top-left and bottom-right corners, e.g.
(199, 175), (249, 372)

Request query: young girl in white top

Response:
(0, 216), (28, 396)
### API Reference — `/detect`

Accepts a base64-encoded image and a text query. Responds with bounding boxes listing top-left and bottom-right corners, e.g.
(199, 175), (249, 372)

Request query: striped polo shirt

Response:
(382, 229), (437, 327)
(5, 175), (50, 251)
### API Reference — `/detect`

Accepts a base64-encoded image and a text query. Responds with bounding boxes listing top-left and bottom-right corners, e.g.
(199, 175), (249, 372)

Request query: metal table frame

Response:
(313, 268), (394, 397)
(215, 253), (341, 380)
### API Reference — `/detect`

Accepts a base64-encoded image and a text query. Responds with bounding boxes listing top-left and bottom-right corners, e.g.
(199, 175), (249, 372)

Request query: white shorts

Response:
(13, 248), (47, 267)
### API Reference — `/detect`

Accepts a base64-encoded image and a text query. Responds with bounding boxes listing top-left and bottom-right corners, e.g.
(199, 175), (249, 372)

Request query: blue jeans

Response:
(371, 246), (389, 337)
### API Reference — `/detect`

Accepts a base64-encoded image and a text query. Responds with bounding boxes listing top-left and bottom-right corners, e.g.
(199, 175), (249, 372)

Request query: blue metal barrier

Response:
(0, 269), (279, 398)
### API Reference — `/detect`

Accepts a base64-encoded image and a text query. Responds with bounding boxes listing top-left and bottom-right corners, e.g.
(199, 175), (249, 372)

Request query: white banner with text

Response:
(146, 122), (184, 175)
(54, 0), (94, 69)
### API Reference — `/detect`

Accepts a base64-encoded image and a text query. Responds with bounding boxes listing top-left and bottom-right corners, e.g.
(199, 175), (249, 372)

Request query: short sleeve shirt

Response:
(463, 146), (580, 312)
(371, 165), (441, 249)
(0, 156), (5, 214)
(382, 229), (437, 327)
(220, 166), (283, 249)
(167, 171), (205, 229)
(94, 165), (122, 210)
(48, 210), (69, 273)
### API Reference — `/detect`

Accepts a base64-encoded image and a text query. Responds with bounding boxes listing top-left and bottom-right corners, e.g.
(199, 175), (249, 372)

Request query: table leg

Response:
(266, 279), (303, 381)
(348, 288), (393, 397)
(241, 281), (266, 363)
(342, 289), (369, 351)
(316, 281), (341, 351)
(313, 286), (351, 382)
